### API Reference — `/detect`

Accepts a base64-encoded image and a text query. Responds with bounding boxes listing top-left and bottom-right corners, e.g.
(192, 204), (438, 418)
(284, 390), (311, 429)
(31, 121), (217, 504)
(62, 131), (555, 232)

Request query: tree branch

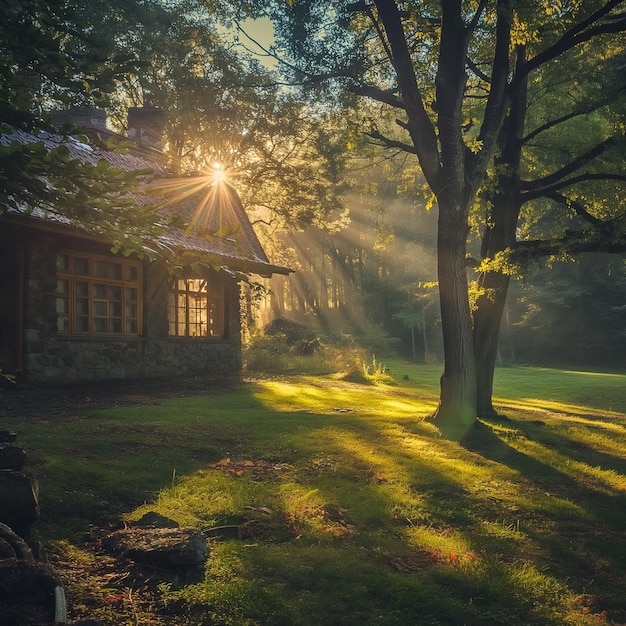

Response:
(468, 0), (489, 35)
(349, 84), (405, 109)
(468, 1), (514, 190)
(521, 173), (626, 202)
(365, 128), (417, 154)
(373, 0), (442, 188)
(516, 0), (626, 81)
(520, 138), (617, 192)
(523, 109), (592, 144)
(543, 192), (606, 228)
(522, 172), (626, 201)
(511, 232), (626, 257)
(466, 57), (490, 83)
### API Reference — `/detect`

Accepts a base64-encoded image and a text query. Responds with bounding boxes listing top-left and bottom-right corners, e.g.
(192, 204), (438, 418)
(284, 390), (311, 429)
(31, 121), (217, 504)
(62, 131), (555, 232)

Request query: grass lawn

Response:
(5, 361), (626, 625)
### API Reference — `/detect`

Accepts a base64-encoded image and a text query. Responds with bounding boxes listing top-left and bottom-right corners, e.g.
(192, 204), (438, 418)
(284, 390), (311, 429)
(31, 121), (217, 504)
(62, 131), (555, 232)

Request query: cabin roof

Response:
(0, 125), (291, 276)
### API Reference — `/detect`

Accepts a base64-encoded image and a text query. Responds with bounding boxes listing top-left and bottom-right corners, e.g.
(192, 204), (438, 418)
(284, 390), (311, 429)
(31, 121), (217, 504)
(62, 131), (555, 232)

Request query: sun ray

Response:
(150, 161), (240, 238)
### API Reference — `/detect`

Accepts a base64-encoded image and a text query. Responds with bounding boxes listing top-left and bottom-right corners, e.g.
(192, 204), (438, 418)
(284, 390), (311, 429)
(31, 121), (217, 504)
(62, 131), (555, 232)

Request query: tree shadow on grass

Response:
(461, 418), (626, 523)
(515, 417), (626, 478)
(460, 418), (626, 621)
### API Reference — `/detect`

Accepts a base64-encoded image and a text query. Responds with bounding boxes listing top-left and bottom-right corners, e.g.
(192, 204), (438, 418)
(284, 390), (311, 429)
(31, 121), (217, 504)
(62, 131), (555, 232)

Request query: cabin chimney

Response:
(49, 107), (107, 130)
(127, 105), (166, 152)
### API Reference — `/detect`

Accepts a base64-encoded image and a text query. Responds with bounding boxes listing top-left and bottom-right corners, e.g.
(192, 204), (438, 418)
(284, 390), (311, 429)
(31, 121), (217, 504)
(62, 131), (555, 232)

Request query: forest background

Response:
(2, 0), (626, 381)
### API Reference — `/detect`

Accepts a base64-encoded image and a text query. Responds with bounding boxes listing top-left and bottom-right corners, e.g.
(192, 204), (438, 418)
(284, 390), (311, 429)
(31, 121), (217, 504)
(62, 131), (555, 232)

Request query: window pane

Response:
(76, 298), (89, 315)
(93, 283), (106, 298)
(93, 261), (106, 278)
(76, 316), (89, 331)
(57, 252), (142, 336)
(168, 275), (224, 337)
(56, 297), (69, 314)
(110, 302), (122, 317)
(74, 257), (89, 276)
(107, 263), (122, 280)
(93, 318), (106, 333)
(109, 319), (122, 333)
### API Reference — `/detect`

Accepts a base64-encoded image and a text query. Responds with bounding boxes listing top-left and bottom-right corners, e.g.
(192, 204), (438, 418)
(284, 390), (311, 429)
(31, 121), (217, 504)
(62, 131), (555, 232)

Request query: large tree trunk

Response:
(473, 180), (520, 419)
(430, 197), (477, 437)
(473, 270), (511, 418)
(473, 47), (528, 418)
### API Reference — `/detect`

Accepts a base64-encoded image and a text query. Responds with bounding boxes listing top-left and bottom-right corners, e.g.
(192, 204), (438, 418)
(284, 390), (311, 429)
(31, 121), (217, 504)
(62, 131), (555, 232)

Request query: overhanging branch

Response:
(349, 84), (405, 109)
(517, 0), (626, 80)
(365, 128), (417, 154)
(520, 138), (618, 193)
(522, 172), (626, 201)
(511, 232), (626, 257)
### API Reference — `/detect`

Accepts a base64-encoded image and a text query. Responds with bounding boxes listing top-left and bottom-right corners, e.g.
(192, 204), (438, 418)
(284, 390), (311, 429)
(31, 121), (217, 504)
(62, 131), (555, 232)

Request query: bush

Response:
(245, 318), (400, 379)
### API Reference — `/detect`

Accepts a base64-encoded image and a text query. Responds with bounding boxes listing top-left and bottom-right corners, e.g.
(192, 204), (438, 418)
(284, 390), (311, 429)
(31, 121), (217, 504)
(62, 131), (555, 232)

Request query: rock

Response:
(0, 470), (39, 539)
(0, 559), (58, 625)
(0, 522), (34, 562)
(0, 537), (16, 559)
(102, 527), (208, 569)
(134, 511), (180, 528)
(0, 444), (26, 471)
(0, 430), (17, 443)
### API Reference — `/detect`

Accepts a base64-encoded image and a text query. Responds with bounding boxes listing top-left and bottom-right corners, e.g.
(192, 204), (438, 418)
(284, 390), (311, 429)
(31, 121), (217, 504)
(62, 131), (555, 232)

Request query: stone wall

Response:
(18, 233), (242, 383)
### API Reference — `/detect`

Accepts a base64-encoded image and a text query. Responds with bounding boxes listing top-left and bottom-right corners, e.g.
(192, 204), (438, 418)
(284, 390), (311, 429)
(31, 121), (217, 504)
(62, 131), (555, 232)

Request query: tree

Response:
(70, 0), (349, 233)
(258, 0), (626, 436)
(473, 33), (626, 417)
(0, 0), (161, 253)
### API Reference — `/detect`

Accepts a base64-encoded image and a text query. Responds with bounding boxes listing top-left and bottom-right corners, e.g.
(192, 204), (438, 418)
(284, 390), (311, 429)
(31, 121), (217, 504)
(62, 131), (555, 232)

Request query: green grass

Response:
(8, 362), (626, 625)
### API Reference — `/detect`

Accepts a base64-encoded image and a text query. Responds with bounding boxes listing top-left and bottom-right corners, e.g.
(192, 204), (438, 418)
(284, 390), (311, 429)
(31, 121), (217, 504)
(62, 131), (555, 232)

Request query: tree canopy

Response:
(3, 0), (625, 431)
(250, 0), (626, 434)
(0, 0), (164, 251)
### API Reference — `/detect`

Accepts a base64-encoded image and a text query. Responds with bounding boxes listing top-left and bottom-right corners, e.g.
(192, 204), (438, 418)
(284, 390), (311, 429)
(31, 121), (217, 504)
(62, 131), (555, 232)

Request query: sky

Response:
(237, 17), (277, 69)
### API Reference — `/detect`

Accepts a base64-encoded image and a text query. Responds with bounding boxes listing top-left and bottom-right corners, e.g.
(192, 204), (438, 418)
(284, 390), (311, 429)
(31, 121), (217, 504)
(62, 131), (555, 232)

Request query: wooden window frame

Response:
(168, 275), (226, 339)
(55, 251), (142, 336)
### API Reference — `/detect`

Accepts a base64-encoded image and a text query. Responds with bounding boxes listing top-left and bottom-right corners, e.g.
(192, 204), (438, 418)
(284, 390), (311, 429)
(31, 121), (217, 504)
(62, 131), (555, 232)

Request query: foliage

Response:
(259, 147), (443, 362)
(11, 363), (626, 624)
(0, 0), (166, 255)
(73, 0), (350, 232)
(0, 370), (16, 385)
(340, 353), (395, 385)
(254, 0), (626, 427)
(0, 0), (133, 128)
(502, 254), (626, 368)
(245, 315), (404, 377)
(471, 21), (626, 415)
(245, 332), (335, 375)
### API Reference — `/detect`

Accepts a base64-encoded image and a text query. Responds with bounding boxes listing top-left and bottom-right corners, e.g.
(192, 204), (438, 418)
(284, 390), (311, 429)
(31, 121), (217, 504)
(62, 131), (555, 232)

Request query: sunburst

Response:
(151, 162), (239, 236)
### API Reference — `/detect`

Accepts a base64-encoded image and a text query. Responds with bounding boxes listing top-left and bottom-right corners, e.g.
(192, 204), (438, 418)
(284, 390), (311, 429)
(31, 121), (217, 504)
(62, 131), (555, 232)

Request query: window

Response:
(168, 276), (225, 338)
(56, 252), (142, 335)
